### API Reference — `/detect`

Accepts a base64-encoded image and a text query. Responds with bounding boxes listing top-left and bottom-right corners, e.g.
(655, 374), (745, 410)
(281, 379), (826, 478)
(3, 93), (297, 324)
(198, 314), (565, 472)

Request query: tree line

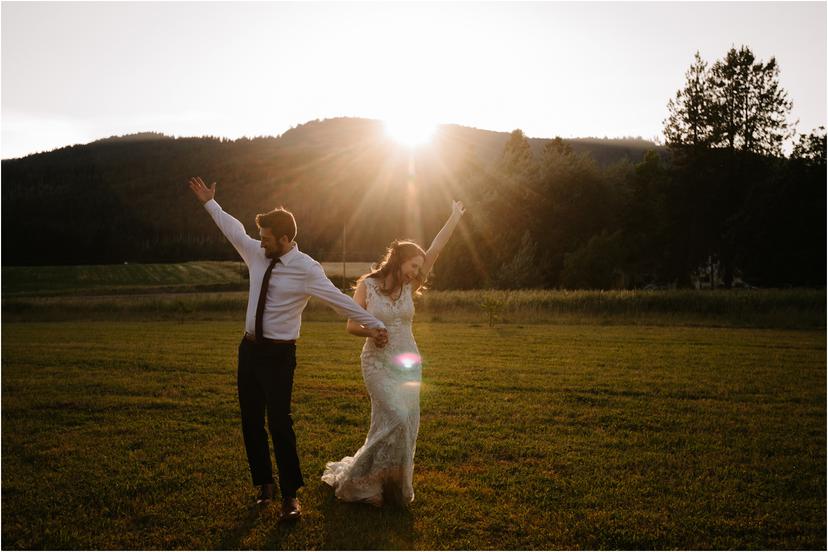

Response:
(1, 46), (823, 289)
(1, 120), (656, 275)
(436, 46), (825, 289)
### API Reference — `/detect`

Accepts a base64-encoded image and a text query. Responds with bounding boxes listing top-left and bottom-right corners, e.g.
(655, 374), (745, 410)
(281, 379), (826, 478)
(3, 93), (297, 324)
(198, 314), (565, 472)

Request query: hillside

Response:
(1, 118), (660, 266)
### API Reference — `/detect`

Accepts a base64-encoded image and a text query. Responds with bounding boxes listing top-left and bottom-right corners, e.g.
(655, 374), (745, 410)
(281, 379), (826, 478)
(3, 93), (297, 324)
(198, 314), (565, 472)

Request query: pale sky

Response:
(1, 1), (825, 159)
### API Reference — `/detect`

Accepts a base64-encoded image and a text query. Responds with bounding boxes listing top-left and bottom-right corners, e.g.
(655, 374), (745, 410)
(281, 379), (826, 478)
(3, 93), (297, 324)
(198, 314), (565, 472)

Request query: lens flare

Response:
(394, 352), (421, 369)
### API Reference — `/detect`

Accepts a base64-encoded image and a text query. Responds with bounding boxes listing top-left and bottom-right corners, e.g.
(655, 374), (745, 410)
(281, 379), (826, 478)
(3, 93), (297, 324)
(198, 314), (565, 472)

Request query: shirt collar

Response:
(278, 242), (300, 266)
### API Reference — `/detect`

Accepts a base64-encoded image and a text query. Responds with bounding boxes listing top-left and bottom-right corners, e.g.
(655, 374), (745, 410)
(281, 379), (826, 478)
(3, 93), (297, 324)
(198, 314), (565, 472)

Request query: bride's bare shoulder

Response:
(360, 275), (382, 295)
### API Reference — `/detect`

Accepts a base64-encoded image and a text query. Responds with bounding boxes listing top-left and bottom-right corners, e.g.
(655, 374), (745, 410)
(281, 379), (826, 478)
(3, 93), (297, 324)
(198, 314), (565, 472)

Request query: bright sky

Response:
(2, 1), (825, 159)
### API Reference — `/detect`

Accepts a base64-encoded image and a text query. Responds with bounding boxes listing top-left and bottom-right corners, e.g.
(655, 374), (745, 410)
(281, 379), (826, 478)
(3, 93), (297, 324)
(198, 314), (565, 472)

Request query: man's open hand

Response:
(370, 328), (388, 348)
(189, 176), (216, 204)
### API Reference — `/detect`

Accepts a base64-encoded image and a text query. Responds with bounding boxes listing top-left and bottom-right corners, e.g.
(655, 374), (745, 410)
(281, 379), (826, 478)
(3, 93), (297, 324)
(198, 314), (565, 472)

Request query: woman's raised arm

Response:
(420, 200), (465, 282)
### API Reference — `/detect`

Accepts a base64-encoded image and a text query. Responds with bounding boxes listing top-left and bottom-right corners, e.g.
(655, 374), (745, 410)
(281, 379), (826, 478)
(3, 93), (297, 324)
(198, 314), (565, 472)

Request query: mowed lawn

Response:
(2, 321), (825, 550)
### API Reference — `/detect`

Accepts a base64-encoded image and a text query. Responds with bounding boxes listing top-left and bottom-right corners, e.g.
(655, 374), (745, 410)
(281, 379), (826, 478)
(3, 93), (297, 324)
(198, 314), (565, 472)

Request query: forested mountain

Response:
(1, 118), (657, 266)
(2, 104), (823, 290)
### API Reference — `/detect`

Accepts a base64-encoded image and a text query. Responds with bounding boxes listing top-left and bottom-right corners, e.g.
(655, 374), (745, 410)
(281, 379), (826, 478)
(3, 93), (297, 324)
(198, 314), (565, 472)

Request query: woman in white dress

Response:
(322, 200), (466, 506)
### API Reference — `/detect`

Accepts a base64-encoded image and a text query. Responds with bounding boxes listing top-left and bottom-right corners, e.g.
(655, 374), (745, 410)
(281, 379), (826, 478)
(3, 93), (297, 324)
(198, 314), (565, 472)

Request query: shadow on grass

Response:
(318, 487), (416, 550)
(218, 502), (282, 550)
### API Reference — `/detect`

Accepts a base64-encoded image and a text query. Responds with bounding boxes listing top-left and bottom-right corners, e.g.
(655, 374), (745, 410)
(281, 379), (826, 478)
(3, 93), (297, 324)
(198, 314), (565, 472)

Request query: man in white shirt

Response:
(188, 176), (387, 521)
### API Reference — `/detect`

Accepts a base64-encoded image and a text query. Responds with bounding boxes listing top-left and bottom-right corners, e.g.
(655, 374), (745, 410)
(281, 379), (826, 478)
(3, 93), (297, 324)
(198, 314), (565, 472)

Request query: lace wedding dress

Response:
(322, 277), (421, 506)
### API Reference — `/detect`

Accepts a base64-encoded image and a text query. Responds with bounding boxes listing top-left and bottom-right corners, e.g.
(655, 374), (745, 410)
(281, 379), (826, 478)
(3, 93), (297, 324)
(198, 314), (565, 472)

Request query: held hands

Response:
(188, 176), (216, 204)
(370, 328), (389, 349)
(452, 200), (466, 218)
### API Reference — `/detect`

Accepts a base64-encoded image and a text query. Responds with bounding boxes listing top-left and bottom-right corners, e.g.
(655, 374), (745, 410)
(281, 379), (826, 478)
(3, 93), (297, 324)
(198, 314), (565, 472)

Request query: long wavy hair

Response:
(357, 240), (427, 296)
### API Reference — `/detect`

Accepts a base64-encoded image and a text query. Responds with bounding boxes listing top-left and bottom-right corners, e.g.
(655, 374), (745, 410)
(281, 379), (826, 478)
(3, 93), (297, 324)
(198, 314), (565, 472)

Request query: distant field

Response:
(1, 262), (373, 297)
(3, 286), (825, 330)
(3, 263), (824, 333)
(2, 261), (826, 329)
(2, 321), (824, 549)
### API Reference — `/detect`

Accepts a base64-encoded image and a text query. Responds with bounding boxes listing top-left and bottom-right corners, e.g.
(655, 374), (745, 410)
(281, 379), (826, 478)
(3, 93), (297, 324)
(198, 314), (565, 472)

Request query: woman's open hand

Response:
(452, 200), (466, 217)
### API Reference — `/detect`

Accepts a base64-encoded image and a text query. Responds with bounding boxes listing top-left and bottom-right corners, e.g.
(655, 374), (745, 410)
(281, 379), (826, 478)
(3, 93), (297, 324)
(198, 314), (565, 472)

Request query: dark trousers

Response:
(237, 338), (304, 497)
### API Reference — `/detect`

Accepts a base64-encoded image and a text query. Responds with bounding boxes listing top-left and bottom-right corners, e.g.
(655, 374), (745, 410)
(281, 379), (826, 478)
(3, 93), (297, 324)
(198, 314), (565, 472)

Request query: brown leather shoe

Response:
(279, 497), (301, 521)
(256, 483), (275, 505)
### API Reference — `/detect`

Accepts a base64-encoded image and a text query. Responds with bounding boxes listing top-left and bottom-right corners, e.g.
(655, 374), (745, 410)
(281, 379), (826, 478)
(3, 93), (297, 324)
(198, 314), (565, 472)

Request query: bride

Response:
(322, 200), (465, 506)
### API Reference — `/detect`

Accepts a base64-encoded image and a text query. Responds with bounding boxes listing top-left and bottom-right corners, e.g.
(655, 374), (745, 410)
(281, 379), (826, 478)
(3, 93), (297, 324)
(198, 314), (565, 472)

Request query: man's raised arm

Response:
(188, 176), (259, 263)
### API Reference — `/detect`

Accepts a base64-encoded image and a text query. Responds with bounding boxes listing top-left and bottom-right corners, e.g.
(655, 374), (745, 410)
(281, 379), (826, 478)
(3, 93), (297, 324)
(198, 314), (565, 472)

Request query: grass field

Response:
(3, 262), (825, 330)
(2, 320), (825, 549)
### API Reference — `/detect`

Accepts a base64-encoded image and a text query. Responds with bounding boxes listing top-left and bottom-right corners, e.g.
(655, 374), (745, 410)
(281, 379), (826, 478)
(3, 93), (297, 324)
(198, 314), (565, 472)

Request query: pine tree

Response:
(664, 52), (713, 148)
(495, 230), (546, 289)
(664, 47), (794, 156)
(498, 129), (536, 178)
(707, 46), (793, 155)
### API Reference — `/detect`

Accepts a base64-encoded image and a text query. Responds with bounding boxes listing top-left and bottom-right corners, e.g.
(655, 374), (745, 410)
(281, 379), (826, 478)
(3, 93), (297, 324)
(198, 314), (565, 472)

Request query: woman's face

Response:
(400, 255), (425, 283)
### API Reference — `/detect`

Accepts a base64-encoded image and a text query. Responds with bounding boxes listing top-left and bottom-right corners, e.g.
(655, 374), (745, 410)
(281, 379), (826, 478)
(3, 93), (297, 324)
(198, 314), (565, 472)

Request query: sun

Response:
(383, 117), (436, 147)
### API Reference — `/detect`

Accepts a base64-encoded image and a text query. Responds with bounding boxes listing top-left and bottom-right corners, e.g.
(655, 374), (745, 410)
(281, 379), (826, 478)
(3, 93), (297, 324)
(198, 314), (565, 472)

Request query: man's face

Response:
(260, 227), (289, 258)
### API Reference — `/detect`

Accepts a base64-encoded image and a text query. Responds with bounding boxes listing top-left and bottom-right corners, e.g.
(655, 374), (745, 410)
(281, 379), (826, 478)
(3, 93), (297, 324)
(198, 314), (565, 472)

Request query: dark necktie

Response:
(255, 257), (279, 342)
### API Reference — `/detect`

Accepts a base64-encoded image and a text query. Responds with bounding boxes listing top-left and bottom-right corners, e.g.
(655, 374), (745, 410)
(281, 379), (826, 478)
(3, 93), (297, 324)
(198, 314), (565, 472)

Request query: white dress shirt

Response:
(204, 199), (384, 340)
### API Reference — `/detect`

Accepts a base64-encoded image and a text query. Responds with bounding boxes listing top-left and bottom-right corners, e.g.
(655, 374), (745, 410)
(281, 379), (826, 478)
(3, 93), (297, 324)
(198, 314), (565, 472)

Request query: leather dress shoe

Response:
(256, 483), (275, 505)
(279, 497), (301, 521)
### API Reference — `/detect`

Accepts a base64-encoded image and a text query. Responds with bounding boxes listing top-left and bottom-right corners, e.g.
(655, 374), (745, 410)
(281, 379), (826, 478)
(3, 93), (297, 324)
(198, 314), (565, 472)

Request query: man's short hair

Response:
(255, 207), (297, 242)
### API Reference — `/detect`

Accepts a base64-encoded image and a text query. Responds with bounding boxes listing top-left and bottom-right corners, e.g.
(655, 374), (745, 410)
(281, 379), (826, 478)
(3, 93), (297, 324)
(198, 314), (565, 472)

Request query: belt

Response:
(243, 333), (295, 345)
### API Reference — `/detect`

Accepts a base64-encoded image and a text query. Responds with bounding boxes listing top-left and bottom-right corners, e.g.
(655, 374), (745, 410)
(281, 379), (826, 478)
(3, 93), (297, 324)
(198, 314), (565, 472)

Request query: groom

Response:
(188, 177), (388, 521)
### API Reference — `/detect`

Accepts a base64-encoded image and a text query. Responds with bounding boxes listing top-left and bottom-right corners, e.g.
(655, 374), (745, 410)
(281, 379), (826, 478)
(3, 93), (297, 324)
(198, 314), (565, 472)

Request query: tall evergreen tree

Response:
(662, 46), (798, 287)
(533, 136), (619, 286)
(664, 51), (713, 148)
(495, 230), (547, 289)
(707, 46), (793, 155)
(483, 129), (539, 274)
(498, 129), (536, 178)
